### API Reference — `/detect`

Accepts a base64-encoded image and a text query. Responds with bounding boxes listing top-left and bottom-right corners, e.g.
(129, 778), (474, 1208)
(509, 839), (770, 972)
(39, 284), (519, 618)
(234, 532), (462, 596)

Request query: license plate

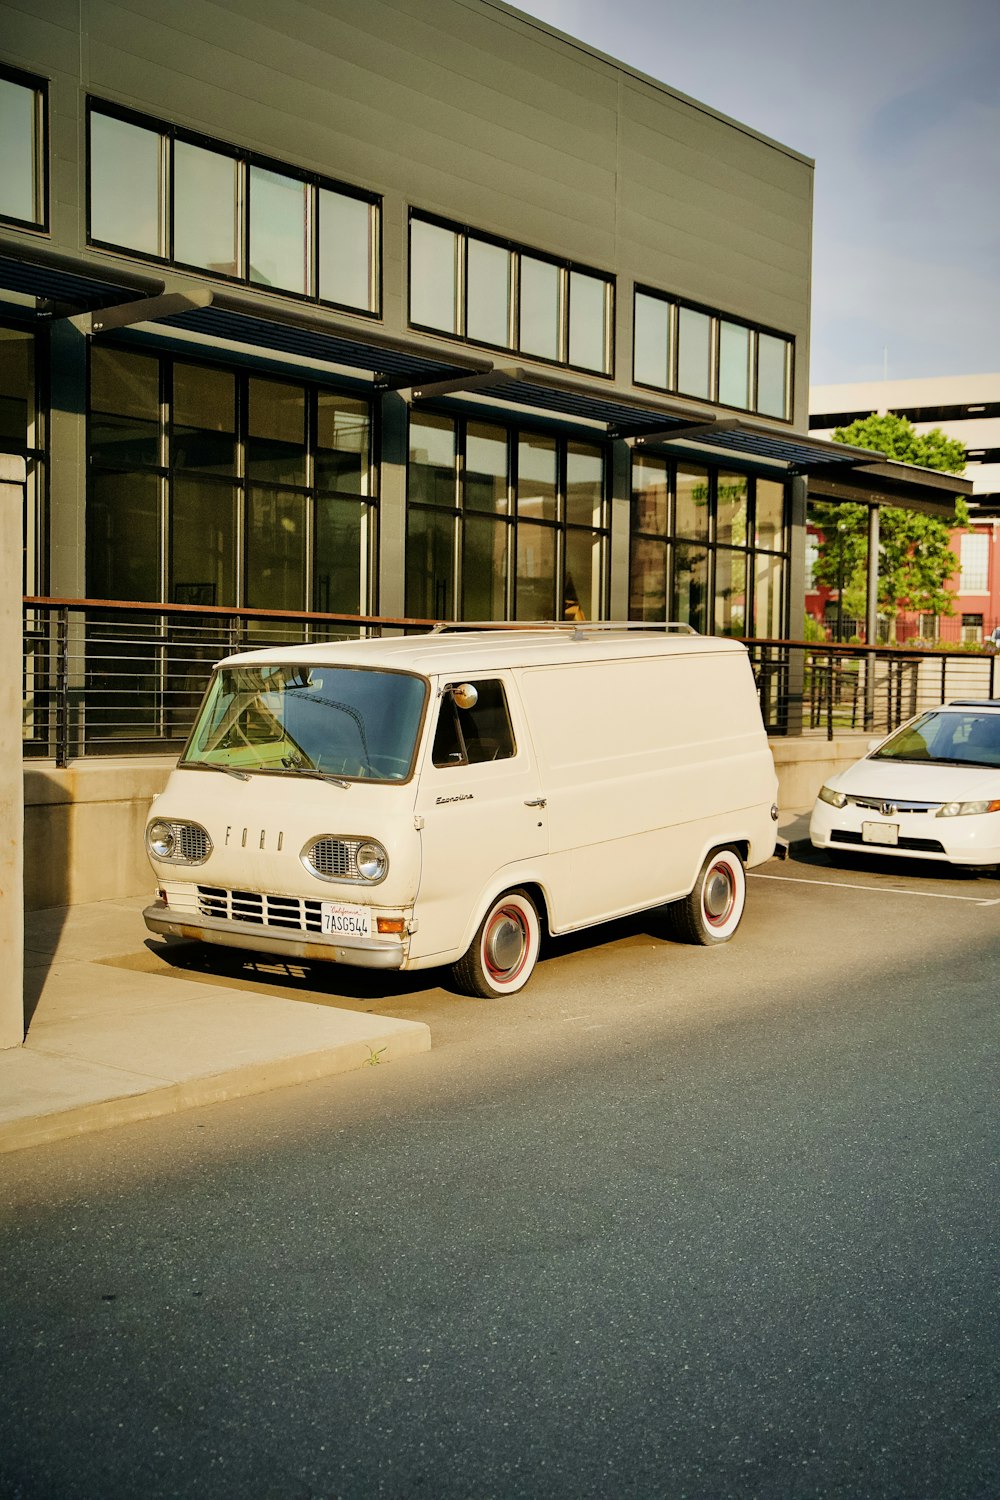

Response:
(862, 821), (899, 846)
(321, 902), (372, 937)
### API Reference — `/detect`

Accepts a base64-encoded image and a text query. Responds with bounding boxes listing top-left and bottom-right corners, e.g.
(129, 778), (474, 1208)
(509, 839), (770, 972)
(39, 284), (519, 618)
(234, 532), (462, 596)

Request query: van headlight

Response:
(146, 819), (212, 863)
(937, 799), (1000, 817)
(356, 840), (389, 882)
(817, 785), (847, 809)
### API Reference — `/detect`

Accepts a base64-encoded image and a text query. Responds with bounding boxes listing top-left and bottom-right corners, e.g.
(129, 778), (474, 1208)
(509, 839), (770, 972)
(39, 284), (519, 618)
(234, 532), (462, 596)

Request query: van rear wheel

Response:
(666, 847), (746, 945)
(451, 889), (540, 998)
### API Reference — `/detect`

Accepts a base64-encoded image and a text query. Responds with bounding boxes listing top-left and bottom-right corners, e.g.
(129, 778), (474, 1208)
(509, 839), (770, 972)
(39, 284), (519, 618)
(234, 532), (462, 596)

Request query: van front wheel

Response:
(452, 889), (541, 998)
(667, 847), (746, 945)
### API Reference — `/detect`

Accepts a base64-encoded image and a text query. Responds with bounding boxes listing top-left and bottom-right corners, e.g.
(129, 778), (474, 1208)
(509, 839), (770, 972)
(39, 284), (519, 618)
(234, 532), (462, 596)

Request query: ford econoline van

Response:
(143, 625), (778, 996)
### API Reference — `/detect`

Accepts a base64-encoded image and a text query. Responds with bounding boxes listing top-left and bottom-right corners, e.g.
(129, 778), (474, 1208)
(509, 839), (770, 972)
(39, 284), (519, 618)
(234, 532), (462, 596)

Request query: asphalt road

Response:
(1, 845), (998, 1500)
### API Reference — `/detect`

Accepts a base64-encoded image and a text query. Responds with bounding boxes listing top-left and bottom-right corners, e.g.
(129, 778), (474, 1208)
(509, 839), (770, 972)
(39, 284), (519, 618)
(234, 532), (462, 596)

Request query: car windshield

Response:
(181, 663), (428, 782)
(872, 710), (1000, 768)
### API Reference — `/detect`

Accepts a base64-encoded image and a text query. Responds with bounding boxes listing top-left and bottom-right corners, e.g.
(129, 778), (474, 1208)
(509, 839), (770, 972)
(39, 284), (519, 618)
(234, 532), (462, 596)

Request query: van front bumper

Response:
(143, 903), (408, 970)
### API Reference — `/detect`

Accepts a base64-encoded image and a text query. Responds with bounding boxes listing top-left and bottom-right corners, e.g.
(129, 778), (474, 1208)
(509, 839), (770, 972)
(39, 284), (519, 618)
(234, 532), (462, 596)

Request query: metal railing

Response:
(22, 601), (1000, 764)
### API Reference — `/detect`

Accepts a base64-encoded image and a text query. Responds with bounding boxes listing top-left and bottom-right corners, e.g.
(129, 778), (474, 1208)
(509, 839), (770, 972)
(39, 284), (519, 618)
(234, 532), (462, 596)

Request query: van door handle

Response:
(524, 797), (547, 807)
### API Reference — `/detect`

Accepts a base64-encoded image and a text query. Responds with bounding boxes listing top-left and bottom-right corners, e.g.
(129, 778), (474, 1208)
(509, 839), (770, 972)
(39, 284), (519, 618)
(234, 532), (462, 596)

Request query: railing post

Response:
(55, 606), (70, 768)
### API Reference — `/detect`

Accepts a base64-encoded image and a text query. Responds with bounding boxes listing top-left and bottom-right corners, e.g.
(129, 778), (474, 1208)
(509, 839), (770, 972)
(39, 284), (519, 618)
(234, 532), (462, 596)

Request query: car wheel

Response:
(451, 889), (541, 997)
(666, 847), (746, 945)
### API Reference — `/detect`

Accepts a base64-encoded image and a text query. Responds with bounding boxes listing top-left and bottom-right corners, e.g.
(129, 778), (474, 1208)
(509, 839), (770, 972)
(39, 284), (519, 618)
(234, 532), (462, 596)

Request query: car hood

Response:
(828, 757), (1000, 803)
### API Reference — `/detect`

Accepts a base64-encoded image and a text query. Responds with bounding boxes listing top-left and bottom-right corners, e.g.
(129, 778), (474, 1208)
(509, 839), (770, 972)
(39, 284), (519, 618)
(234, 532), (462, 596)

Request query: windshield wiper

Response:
(194, 761), (250, 781)
(281, 765), (351, 789)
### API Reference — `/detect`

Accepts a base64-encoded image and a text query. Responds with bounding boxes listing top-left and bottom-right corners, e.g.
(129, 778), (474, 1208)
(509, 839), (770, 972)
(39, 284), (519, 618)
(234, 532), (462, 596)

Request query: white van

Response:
(143, 625), (778, 996)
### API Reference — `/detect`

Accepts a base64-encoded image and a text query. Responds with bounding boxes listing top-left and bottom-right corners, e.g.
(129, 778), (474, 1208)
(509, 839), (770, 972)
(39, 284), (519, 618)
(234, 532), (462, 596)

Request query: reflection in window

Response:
(672, 543), (708, 633)
(318, 189), (375, 311)
(755, 479), (784, 549)
(719, 321), (750, 409)
(172, 476), (235, 606)
(248, 378), (306, 485)
(247, 489), (306, 610)
(517, 434), (557, 522)
(410, 219), (459, 333)
(0, 327), (35, 449)
(0, 72), (43, 225)
(675, 465), (710, 541)
(677, 306), (711, 399)
(467, 239), (511, 347)
(317, 393), (369, 495)
(565, 444), (603, 528)
(714, 547), (746, 636)
(316, 496), (366, 615)
(757, 333), (789, 419)
(564, 527), (600, 621)
(463, 515), (508, 619)
(465, 424), (507, 513)
(172, 363), (235, 473)
(634, 292), (670, 389)
(90, 347), (161, 468)
(90, 112), (162, 254)
(174, 142), (239, 276)
(88, 471), (160, 602)
(249, 167), (310, 293)
(753, 552), (784, 637)
(568, 270), (608, 373)
(716, 472), (748, 545)
(519, 256), (561, 362)
(516, 524), (556, 620)
(409, 413), (457, 508)
(407, 506), (455, 620)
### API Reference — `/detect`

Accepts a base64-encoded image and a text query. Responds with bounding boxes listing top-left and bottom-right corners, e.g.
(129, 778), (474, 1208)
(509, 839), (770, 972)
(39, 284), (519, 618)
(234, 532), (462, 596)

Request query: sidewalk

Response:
(1, 810), (813, 1157)
(0, 895), (431, 1156)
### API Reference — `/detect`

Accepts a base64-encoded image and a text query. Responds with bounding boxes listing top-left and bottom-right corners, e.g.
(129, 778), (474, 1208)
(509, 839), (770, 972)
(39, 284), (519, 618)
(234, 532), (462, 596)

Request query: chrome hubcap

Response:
(704, 866), (734, 922)
(485, 909), (527, 977)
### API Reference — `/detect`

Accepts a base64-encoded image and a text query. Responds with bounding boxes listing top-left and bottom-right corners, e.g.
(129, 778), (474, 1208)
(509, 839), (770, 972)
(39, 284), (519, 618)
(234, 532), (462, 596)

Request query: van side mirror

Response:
(451, 683), (479, 711)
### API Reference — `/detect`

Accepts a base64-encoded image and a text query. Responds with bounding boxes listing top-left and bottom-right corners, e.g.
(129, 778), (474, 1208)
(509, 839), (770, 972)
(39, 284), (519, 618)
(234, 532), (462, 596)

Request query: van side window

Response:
(432, 679), (516, 766)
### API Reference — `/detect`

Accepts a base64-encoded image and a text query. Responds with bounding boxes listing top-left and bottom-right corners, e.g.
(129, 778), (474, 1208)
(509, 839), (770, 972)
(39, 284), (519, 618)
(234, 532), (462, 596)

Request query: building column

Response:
(607, 438), (632, 619)
(1, 454), (26, 1049)
(377, 391), (408, 621)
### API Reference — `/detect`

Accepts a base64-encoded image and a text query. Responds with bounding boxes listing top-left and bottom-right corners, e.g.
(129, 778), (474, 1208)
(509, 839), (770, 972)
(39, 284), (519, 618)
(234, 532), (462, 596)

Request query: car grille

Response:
(848, 796), (938, 815)
(303, 837), (364, 880)
(196, 886), (324, 932)
(831, 831), (946, 854)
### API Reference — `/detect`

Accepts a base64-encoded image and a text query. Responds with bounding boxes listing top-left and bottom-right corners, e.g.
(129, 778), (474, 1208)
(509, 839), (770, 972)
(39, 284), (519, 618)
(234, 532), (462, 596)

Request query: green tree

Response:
(810, 413), (969, 639)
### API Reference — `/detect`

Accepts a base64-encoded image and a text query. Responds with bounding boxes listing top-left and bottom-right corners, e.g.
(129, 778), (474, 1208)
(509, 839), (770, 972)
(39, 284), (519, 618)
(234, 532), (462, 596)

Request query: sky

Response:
(512, 0), (1000, 389)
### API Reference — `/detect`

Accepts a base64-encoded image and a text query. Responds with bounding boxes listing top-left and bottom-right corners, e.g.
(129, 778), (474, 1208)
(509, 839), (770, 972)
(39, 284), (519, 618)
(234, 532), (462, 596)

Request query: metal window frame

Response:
(0, 63), (49, 234)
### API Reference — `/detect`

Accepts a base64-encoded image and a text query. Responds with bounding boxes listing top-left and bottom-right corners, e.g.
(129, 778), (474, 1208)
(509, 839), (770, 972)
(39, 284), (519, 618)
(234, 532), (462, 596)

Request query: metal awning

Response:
(0, 241), (163, 311)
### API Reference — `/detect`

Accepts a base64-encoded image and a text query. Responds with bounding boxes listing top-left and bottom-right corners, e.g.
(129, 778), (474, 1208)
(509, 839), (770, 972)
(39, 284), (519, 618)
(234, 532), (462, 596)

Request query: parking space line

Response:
(749, 871), (1000, 906)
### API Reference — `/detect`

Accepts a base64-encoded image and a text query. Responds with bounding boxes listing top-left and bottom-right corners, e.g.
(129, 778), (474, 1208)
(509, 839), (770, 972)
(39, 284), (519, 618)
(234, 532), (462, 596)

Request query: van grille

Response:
(831, 831), (946, 854)
(303, 837), (363, 880)
(196, 886), (323, 932)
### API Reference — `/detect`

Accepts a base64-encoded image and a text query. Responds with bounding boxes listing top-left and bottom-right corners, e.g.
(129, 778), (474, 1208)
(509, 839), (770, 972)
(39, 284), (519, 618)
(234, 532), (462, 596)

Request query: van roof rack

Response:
(429, 620), (699, 637)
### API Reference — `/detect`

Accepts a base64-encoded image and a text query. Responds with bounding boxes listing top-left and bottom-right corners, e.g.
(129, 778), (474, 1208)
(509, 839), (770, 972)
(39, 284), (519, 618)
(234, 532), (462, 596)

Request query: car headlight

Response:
(147, 819), (176, 859)
(936, 799), (1000, 817)
(817, 785), (847, 809)
(356, 840), (389, 882)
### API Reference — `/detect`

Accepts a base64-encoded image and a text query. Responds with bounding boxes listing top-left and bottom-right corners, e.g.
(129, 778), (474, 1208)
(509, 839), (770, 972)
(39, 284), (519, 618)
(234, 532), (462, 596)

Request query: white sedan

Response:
(809, 701), (1000, 869)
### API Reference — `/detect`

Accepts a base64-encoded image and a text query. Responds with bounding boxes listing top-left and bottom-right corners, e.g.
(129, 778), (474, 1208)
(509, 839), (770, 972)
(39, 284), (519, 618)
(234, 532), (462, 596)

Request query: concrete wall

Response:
(2, 456), (26, 1046)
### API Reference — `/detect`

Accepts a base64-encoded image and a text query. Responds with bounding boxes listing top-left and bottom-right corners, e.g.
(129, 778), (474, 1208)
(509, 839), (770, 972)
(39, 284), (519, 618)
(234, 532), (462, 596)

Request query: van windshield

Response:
(181, 663), (427, 782)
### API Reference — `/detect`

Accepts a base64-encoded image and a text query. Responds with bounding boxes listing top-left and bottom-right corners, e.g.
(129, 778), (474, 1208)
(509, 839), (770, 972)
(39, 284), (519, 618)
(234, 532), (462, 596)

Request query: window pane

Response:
(406, 507), (454, 618)
(246, 489), (306, 609)
(634, 293), (669, 389)
(632, 454), (669, 535)
(757, 333), (789, 419)
(90, 112), (162, 254)
(249, 166), (310, 294)
(565, 443), (603, 527)
(319, 189), (374, 311)
(675, 464), (709, 541)
(0, 78), (39, 223)
(88, 471), (160, 601)
(171, 476), (235, 606)
(247, 378), (306, 484)
(671, 543), (708, 633)
(629, 536), (667, 621)
(516, 523), (556, 620)
(172, 362), (235, 473)
(519, 256), (560, 361)
(174, 142), (239, 277)
(90, 347), (160, 467)
(755, 479), (785, 549)
(716, 472), (748, 545)
(714, 547), (746, 636)
(0, 327), (33, 448)
(409, 413), (456, 507)
(316, 393), (369, 494)
(463, 514), (508, 619)
(467, 238), (511, 347)
(410, 219), (459, 333)
(564, 528), (600, 621)
(568, 270), (608, 373)
(752, 553), (784, 637)
(676, 306), (711, 399)
(960, 532), (989, 592)
(316, 496), (366, 615)
(465, 423), (507, 513)
(517, 433), (557, 522)
(719, 320), (750, 409)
